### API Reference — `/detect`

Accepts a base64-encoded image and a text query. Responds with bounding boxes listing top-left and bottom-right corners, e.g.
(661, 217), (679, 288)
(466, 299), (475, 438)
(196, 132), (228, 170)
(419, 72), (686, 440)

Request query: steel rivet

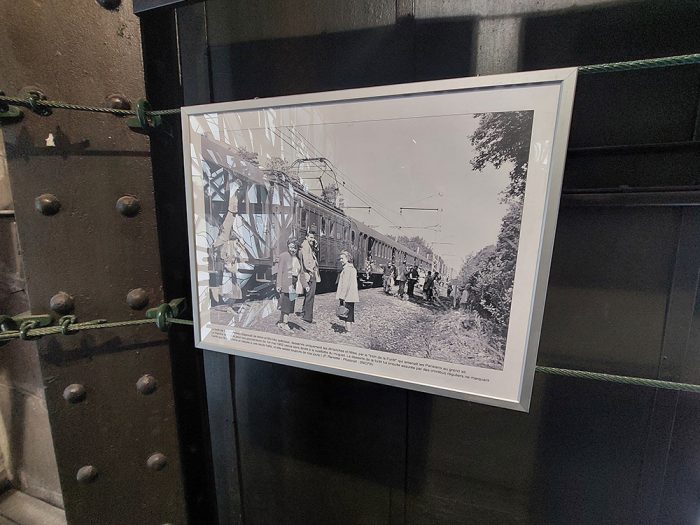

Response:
(96, 0), (121, 9)
(146, 452), (167, 471)
(126, 288), (149, 310)
(50, 291), (74, 315)
(35, 194), (61, 216)
(63, 384), (86, 404)
(136, 374), (158, 395)
(116, 195), (141, 217)
(76, 465), (98, 483)
(105, 94), (131, 111)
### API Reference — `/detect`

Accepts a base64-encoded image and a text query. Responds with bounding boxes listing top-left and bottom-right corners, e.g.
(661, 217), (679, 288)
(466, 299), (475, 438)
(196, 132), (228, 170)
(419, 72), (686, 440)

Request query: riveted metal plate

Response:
(0, 1), (186, 523)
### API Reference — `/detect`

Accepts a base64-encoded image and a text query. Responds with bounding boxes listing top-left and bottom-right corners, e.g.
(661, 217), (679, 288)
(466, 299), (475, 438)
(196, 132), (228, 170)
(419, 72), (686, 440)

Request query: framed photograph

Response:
(182, 68), (577, 411)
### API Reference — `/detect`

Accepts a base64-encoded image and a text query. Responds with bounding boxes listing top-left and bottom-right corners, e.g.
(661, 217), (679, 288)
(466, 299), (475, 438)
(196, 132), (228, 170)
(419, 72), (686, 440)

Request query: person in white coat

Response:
(336, 250), (359, 332)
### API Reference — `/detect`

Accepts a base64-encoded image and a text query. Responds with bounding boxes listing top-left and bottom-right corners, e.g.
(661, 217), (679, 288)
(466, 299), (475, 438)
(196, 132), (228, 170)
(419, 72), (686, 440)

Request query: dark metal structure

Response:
(138, 1), (700, 524)
(0, 2), (189, 523)
(1, 0), (699, 524)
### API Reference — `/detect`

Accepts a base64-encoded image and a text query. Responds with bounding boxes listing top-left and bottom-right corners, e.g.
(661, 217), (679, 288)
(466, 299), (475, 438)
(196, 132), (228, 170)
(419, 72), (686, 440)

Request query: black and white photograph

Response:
(185, 71), (576, 410)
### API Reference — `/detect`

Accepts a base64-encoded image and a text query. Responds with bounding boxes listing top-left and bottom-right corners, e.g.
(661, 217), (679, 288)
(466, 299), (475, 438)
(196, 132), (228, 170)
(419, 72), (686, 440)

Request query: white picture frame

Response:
(182, 68), (577, 411)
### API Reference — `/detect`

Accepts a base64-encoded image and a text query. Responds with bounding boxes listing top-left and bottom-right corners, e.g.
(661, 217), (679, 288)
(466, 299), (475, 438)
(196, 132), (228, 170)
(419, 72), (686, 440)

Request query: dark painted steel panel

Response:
(141, 3), (219, 523)
(1, 1), (187, 523)
(163, 1), (700, 524)
(234, 359), (407, 525)
(134, 0), (190, 13)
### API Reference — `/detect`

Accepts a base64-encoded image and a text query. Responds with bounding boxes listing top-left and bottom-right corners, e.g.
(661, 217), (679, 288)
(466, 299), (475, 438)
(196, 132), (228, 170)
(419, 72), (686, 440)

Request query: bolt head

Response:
(63, 384), (86, 404)
(146, 452), (167, 471)
(96, 0), (121, 9)
(116, 195), (141, 217)
(50, 291), (74, 314)
(35, 194), (61, 216)
(126, 288), (149, 310)
(105, 94), (131, 111)
(76, 465), (98, 483)
(136, 374), (158, 395)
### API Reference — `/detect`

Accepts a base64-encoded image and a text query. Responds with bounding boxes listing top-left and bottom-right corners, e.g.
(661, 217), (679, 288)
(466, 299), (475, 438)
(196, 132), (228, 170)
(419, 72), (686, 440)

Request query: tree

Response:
(321, 183), (339, 205)
(459, 111), (534, 341)
(397, 236), (433, 258)
(470, 111), (534, 200)
(457, 244), (495, 288)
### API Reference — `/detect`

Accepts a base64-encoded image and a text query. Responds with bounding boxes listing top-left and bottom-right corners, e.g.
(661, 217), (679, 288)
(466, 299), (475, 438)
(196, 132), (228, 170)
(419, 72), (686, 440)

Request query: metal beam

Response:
(1, 1), (187, 523)
(133, 0), (192, 14)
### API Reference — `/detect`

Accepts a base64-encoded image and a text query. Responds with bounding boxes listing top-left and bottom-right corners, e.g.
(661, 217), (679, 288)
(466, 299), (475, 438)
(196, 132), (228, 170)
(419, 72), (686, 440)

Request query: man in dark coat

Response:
(396, 260), (408, 298)
(298, 226), (321, 323)
(407, 265), (419, 298)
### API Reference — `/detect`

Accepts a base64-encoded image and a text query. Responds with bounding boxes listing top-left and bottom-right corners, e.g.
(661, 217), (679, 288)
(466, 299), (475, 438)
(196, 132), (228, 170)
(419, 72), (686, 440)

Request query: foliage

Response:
(463, 200), (523, 337)
(459, 111), (534, 341)
(470, 111), (534, 201)
(396, 236), (433, 258)
(321, 183), (339, 205)
(456, 244), (495, 288)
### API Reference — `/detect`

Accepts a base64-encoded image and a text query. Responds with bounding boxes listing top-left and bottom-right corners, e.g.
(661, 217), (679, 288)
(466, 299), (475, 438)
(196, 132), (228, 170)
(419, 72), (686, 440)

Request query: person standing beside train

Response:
(382, 262), (395, 294)
(276, 238), (306, 332)
(299, 226), (321, 324)
(336, 250), (359, 332)
(396, 260), (408, 299)
(406, 265), (419, 299)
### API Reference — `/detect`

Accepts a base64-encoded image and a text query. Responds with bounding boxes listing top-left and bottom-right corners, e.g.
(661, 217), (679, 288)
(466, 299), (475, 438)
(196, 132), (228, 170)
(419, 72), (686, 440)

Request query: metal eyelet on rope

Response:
(25, 91), (53, 117)
(0, 91), (23, 122)
(152, 303), (173, 332)
(19, 320), (41, 341)
(59, 315), (77, 336)
(145, 298), (186, 331)
(127, 99), (163, 132)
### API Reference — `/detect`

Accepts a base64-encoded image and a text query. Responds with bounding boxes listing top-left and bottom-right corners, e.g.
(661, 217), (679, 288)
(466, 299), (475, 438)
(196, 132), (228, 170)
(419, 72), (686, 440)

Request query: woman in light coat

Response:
(336, 250), (359, 332)
(276, 238), (306, 332)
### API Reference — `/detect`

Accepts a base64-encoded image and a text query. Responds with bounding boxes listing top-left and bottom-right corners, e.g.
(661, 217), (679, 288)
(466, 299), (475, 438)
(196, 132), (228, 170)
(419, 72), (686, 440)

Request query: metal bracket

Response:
(127, 98), (162, 133)
(0, 313), (53, 345)
(0, 92), (23, 123)
(146, 298), (186, 331)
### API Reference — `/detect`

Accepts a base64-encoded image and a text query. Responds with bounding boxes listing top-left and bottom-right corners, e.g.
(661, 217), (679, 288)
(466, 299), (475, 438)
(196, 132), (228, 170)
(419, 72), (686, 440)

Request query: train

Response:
(200, 136), (448, 302)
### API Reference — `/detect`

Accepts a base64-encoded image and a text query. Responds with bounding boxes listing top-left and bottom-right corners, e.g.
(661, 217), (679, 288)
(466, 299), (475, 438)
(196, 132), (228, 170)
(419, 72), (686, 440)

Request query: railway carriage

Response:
(202, 145), (441, 301)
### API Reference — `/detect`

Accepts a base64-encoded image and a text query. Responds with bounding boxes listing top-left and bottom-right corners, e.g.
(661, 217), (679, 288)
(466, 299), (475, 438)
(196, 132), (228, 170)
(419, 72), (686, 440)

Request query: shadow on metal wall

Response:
(142, 1), (700, 523)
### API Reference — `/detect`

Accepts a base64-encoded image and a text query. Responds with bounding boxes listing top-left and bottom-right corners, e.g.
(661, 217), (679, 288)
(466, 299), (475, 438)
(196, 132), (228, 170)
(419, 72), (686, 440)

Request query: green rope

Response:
(168, 318), (195, 326)
(0, 95), (135, 116)
(535, 366), (700, 393)
(0, 317), (155, 341)
(578, 53), (700, 74)
(1, 312), (697, 393)
(149, 108), (183, 117)
(2, 54), (699, 119)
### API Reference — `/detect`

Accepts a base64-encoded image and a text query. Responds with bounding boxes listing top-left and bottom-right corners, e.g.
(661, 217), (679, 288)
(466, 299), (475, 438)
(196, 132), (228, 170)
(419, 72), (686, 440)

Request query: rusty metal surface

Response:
(0, 1), (186, 523)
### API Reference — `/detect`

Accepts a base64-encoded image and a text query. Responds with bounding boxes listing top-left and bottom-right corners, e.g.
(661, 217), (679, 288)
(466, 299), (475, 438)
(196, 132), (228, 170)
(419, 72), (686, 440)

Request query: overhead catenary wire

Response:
(276, 125), (404, 229)
(283, 126), (405, 227)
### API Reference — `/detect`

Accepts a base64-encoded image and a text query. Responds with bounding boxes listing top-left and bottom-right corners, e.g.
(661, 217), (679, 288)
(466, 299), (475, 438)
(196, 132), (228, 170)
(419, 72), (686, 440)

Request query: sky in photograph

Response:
(209, 96), (515, 275)
(302, 115), (511, 273)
